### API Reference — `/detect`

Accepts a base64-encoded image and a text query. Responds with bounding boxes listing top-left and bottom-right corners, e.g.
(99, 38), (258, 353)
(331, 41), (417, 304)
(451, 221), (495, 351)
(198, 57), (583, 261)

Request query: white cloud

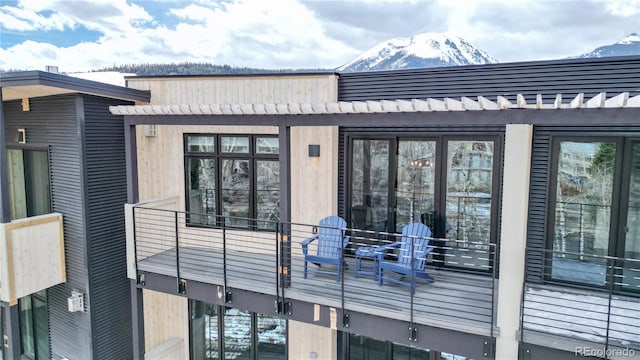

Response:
(0, 0), (638, 72)
(606, 0), (640, 16)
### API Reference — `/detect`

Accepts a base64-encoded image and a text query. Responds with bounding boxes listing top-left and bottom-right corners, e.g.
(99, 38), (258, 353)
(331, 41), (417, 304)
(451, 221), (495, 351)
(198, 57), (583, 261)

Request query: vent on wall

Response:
(143, 125), (158, 137)
(67, 290), (85, 312)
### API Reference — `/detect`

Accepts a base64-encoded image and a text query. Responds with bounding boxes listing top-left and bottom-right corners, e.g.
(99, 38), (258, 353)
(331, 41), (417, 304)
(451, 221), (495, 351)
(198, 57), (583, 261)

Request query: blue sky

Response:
(0, 0), (638, 73)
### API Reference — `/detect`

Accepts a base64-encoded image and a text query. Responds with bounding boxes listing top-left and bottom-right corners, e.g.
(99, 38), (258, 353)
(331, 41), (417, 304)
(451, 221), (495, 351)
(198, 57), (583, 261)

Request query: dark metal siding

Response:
(3, 95), (93, 360)
(82, 95), (133, 360)
(338, 56), (640, 103)
(527, 124), (640, 282)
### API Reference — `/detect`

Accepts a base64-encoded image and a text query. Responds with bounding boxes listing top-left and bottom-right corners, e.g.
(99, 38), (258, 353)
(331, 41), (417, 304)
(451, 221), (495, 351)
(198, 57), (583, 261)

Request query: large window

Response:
(548, 137), (640, 291)
(189, 300), (286, 359)
(185, 134), (279, 229)
(347, 135), (500, 271)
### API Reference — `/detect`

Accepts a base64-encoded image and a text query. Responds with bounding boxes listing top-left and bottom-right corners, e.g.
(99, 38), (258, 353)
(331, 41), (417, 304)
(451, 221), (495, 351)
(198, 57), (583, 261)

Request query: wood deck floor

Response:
(138, 247), (495, 336)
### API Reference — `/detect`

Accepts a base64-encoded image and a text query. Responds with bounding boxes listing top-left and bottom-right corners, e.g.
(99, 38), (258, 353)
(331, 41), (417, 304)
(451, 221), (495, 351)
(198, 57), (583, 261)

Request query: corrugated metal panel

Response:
(338, 57), (640, 103)
(82, 95), (133, 360)
(3, 95), (93, 360)
(526, 124), (640, 282)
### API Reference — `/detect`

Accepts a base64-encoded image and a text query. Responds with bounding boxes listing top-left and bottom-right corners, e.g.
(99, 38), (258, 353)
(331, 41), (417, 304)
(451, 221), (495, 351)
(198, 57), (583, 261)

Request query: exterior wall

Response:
(3, 93), (137, 359)
(3, 94), (93, 360)
(288, 321), (337, 360)
(127, 74), (339, 105)
(338, 57), (640, 102)
(290, 126), (340, 224)
(82, 95), (133, 360)
(136, 125), (278, 205)
(143, 290), (189, 360)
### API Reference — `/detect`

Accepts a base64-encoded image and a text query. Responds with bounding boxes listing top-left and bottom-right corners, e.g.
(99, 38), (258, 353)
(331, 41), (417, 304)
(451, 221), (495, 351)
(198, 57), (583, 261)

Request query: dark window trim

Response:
(183, 133), (279, 231)
(188, 300), (287, 360)
(344, 132), (503, 275)
(544, 135), (628, 289)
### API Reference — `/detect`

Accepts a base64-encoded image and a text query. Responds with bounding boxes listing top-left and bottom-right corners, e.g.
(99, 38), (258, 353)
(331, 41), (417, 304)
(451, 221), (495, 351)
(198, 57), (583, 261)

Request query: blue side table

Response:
(355, 246), (381, 279)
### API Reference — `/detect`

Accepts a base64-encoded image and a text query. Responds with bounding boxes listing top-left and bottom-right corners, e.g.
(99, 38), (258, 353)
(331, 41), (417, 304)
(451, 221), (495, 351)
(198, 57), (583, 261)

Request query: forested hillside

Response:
(96, 62), (328, 75)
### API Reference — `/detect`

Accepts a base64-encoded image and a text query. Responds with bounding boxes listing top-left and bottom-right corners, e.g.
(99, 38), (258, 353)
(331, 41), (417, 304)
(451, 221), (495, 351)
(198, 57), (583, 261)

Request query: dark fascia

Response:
(336, 55), (640, 77)
(125, 70), (340, 80)
(0, 70), (151, 103)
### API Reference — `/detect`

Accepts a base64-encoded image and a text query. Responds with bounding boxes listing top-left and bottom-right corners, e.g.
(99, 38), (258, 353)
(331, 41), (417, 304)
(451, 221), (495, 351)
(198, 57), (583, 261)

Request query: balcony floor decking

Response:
(137, 247), (495, 336)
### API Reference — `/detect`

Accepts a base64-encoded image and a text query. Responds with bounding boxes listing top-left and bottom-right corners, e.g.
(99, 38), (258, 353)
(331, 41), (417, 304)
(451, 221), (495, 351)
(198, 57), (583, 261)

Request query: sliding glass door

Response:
(347, 135), (500, 271)
(549, 137), (640, 291)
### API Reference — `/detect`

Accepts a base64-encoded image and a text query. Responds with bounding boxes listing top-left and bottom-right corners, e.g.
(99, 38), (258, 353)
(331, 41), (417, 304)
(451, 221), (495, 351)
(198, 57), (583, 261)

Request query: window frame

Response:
(545, 135), (626, 286)
(184, 133), (279, 230)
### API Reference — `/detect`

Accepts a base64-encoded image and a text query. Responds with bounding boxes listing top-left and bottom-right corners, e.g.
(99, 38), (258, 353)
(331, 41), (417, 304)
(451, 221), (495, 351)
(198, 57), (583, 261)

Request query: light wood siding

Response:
(290, 126), (339, 224)
(82, 95), (133, 360)
(0, 213), (65, 304)
(127, 75), (339, 105)
(288, 321), (337, 360)
(136, 125), (277, 204)
(143, 290), (189, 360)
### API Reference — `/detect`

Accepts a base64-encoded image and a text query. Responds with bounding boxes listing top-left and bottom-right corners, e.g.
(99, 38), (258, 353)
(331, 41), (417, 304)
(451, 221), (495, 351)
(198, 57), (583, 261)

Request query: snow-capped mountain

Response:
(577, 33), (640, 58)
(338, 33), (497, 72)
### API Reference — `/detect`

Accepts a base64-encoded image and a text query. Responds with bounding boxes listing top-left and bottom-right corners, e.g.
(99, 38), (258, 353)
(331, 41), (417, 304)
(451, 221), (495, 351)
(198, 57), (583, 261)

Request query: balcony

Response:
(521, 248), (640, 355)
(0, 213), (66, 305)
(126, 198), (497, 350)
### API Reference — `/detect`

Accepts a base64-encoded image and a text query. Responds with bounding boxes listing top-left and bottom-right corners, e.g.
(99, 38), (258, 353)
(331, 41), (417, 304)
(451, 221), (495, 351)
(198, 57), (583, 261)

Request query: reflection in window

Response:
(189, 301), (286, 360)
(257, 313), (286, 359)
(396, 141), (436, 232)
(185, 135), (279, 229)
(624, 143), (640, 291)
(222, 159), (250, 227)
(351, 140), (389, 234)
(257, 160), (280, 229)
(188, 158), (216, 226)
(552, 141), (614, 285)
(221, 136), (250, 153)
(446, 141), (494, 244)
(190, 302), (219, 359)
(224, 308), (251, 359)
(256, 137), (279, 154)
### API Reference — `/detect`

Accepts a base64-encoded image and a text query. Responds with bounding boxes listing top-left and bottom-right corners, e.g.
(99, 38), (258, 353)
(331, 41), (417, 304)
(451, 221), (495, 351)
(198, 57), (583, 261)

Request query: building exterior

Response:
(115, 56), (640, 360)
(0, 71), (150, 360)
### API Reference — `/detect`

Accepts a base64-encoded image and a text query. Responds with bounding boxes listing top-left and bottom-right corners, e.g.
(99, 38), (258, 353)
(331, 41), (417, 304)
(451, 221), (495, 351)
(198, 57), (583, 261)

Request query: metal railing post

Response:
(409, 236), (416, 342)
(490, 242), (497, 337)
(604, 257), (614, 353)
(222, 217), (228, 291)
(275, 221), (280, 307)
(279, 222), (291, 288)
(175, 210), (182, 293)
(132, 205), (139, 281)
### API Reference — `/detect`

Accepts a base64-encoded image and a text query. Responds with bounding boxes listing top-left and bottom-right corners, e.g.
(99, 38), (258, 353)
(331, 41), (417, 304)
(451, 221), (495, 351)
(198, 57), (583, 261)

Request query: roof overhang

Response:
(110, 92), (640, 116)
(1, 71), (150, 103)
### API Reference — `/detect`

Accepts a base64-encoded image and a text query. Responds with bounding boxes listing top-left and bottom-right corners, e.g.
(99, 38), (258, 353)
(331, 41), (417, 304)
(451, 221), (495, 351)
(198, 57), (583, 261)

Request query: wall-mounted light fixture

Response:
(16, 128), (26, 144)
(21, 98), (30, 112)
(308, 144), (320, 157)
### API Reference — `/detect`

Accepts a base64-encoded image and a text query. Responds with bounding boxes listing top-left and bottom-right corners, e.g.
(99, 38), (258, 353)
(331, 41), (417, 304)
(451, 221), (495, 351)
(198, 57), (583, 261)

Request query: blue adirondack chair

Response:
(378, 222), (434, 293)
(301, 216), (349, 282)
